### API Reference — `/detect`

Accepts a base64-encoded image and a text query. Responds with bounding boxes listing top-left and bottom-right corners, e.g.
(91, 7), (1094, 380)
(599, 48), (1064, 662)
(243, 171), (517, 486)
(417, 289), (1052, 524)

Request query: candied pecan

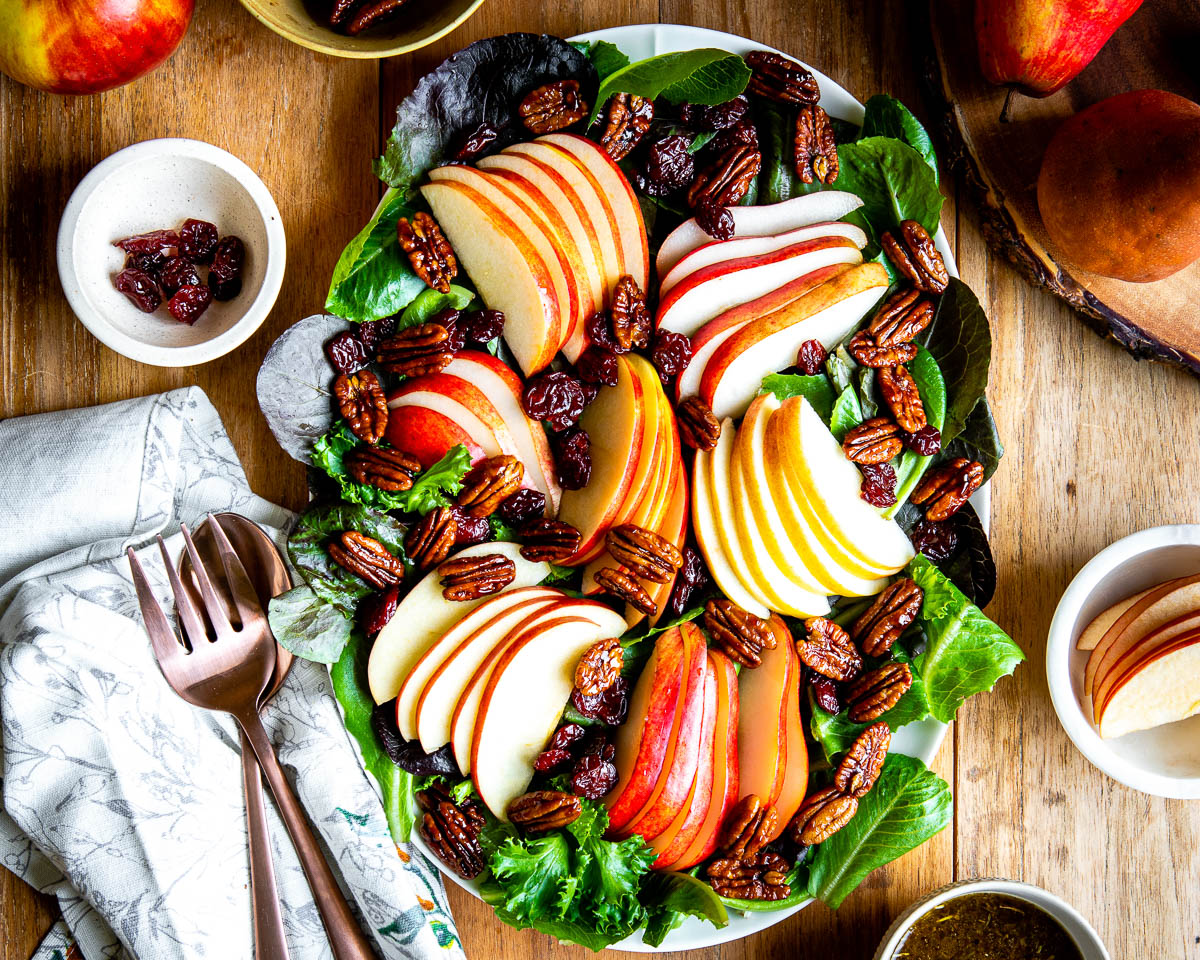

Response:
(596, 93), (654, 161)
(794, 103), (839, 184)
(343, 0), (409, 34)
(847, 662), (913, 722)
(842, 417), (904, 465)
(705, 598), (776, 667)
(676, 396), (721, 451)
(456, 455), (524, 518)
(397, 212), (457, 294)
(376, 322), (454, 376)
(334, 371), (388, 445)
(593, 567), (655, 616)
(438, 552), (516, 601)
(868, 289), (936, 346)
(880, 220), (949, 294)
(328, 531), (405, 589)
(610, 275), (651, 351)
(911, 457), (985, 522)
(706, 849), (791, 900)
(606, 524), (684, 584)
(404, 506), (457, 573)
(797, 616), (862, 681)
(574, 636), (623, 697)
(788, 786), (858, 844)
(745, 50), (821, 104)
(420, 801), (485, 879)
(507, 790), (583, 831)
(877, 364), (927, 433)
(847, 329), (919, 369)
(687, 141), (762, 209)
(718, 794), (778, 859)
(835, 722), (891, 797)
(852, 577), (923, 657)
(518, 518), (581, 562)
(519, 79), (587, 134)
(346, 445), (420, 491)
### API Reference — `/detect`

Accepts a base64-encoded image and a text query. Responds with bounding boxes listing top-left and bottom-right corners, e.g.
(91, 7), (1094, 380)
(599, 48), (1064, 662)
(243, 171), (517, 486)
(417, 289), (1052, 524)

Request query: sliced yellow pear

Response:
(365, 541), (550, 705)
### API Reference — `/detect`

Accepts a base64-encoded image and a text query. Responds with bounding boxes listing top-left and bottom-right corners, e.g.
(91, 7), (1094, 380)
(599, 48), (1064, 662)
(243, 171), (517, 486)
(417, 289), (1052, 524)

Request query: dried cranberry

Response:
(167, 284), (213, 325)
(585, 311), (622, 353)
(904, 425), (942, 456)
(208, 235), (244, 300)
(392, 737), (459, 777)
(370, 700), (406, 764)
(575, 346), (619, 386)
(795, 339), (828, 376)
(636, 134), (695, 197)
(114, 229), (179, 256)
(428, 308), (465, 352)
(114, 268), (161, 313)
(910, 518), (958, 563)
(578, 381), (599, 406)
(360, 584), (399, 635)
(666, 543), (711, 618)
(549, 723), (587, 751)
(808, 672), (841, 714)
(570, 751), (618, 799)
(451, 506), (492, 546)
(207, 263), (241, 301)
(695, 202), (735, 240)
(158, 256), (202, 297)
(650, 331), (693, 381)
(522, 371), (586, 432)
(358, 315), (398, 353)
(498, 488), (546, 526)
(552, 427), (591, 490)
(212, 234), (245, 272)
(570, 676), (629, 726)
(859, 462), (897, 508)
(451, 122), (501, 163)
(533, 747), (573, 772)
(681, 94), (750, 131)
(459, 308), (505, 347)
(124, 250), (166, 277)
(580, 734), (616, 761)
(179, 219), (219, 263)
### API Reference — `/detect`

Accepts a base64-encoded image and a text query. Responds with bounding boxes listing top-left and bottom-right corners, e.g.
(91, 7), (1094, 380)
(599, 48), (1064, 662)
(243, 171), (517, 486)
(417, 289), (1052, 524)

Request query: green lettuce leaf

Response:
(592, 49), (751, 123)
(835, 136), (943, 236)
(639, 872), (729, 947)
(860, 95), (938, 182)
(944, 399), (1004, 483)
(829, 385), (865, 441)
(909, 554), (1024, 722)
(394, 284), (475, 334)
(756, 101), (824, 204)
(266, 583), (352, 664)
(807, 753), (951, 909)
(760, 372), (835, 422)
(584, 39), (630, 81)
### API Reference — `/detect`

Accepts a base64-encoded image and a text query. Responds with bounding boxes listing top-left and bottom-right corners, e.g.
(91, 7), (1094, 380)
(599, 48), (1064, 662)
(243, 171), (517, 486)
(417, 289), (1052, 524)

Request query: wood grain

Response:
(3, 0), (1199, 958)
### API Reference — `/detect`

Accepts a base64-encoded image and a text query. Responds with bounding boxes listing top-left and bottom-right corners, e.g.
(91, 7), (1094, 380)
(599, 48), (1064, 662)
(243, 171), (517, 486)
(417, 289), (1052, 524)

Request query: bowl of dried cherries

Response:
(58, 138), (286, 368)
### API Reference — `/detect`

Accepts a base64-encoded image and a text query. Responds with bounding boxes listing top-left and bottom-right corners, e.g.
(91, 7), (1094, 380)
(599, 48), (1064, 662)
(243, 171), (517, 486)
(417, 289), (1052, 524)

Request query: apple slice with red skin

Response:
(388, 388), (508, 461)
(656, 235), (863, 338)
(1076, 585), (1162, 651)
(634, 463), (689, 628)
(767, 619), (809, 840)
(420, 179), (561, 375)
(1093, 606), (1200, 717)
(737, 614), (795, 807)
(656, 190), (865, 276)
(1096, 628), (1200, 739)
(383, 403), (485, 469)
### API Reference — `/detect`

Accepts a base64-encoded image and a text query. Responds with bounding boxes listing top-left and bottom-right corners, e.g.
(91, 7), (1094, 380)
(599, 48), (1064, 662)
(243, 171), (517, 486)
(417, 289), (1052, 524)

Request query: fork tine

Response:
(205, 513), (264, 625)
(179, 522), (234, 638)
(158, 535), (210, 650)
(127, 547), (188, 666)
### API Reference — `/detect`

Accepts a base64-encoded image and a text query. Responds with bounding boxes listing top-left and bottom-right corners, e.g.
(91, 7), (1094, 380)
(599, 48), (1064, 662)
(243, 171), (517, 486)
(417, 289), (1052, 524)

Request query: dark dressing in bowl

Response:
(895, 892), (1085, 959)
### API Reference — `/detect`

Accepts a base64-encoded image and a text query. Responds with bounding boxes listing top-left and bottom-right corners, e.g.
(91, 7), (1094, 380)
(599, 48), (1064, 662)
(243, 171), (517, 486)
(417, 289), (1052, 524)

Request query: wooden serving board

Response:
(923, 0), (1200, 375)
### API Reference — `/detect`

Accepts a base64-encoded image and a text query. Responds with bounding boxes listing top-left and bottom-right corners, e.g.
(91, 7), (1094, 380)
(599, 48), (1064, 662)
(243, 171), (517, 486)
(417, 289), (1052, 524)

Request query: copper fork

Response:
(127, 518), (376, 960)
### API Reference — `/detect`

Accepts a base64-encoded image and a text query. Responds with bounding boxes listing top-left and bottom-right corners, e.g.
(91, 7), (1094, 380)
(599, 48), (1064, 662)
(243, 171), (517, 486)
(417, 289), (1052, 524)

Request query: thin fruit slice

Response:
(1093, 607), (1200, 717)
(768, 622), (809, 840)
(1076, 585), (1160, 650)
(737, 615), (793, 807)
(1097, 630), (1200, 739)
(384, 403), (485, 468)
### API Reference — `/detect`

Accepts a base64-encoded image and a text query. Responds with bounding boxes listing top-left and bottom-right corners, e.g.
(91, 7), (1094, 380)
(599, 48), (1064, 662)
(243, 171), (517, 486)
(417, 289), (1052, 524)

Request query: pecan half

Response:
(877, 364), (927, 433)
(745, 50), (820, 104)
(910, 457), (985, 522)
(868, 289), (935, 346)
(438, 552), (516, 601)
(847, 662), (913, 722)
(519, 518), (581, 563)
(847, 329), (919, 369)
(328, 531), (405, 588)
(705, 598), (776, 668)
(593, 566), (655, 616)
(575, 636), (623, 697)
(606, 524), (684, 583)
(507, 790), (583, 831)
(835, 721), (891, 797)
(676, 396), (722, 451)
(404, 506), (457, 573)
(852, 577), (923, 657)
(718, 794), (778, 860)
(396, 212), (457, 294)
(419, 798), (485, 879)
(688, 141), (762, 210)
(597, 93), (654, 161)
(346, 445), (421, 491)
(842, 417), (904, 465)
(706, 849), (791, 900)
(456, 455), (524, 518)
(610, 274), (651, 351)
(880, 220), (949, 294)
(376, 322), (454, 377)
(343, 0), (409, 34)
(797, 616), (862, 681)
(334, 371), (388, 445)
(519, 79), (587, 134)
(794, 104), (838, 184)
(788, 786), (858, 845)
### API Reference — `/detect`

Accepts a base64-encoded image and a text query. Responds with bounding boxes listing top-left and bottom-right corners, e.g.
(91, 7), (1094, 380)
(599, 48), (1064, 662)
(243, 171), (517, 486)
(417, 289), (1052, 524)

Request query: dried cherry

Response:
(578, 381), (599, 406)
(570, 751), (618, 799)
(549, 723), (587, 751)
(795, 339), (828, 376)
(167, 284), (213, 325)
(650, 331), (693, 381)
(585, 311), (621, 353)
(370, 701), (406, 764)
(497, 488), (546, 526)
(522, 370), (586, 431)
(666, 543), (710, 618)
(450, 505), (493, 546)
(635, 134), (695, 197)
(158, 256), (202, 297)
(695, 202), (735, 240)
(179, 219), (219, 263)
(575, 346), (619, 386)
(360, 584), (399, 634)
(325, 332), (369, 376)
(910, 518), (958, 563)
(124, 250), (166, 277)
(207, 264), (241, 301)
(114, 229), (179, 256)
(533, 748), (573, 772)
(681, 94), (750, 130)
(808, 671), (841, 715)
(451, 122), (501, 163)
(904, 424), (942, 456)
(114, 268), (162, 313)
(551, 427), (591, 490)
(570, 675), (629, 726)
(859, 462), (897, 508)
(459, 308), (505, 347)
(208, 235), (244, 301)
(429, 308), (465, 352)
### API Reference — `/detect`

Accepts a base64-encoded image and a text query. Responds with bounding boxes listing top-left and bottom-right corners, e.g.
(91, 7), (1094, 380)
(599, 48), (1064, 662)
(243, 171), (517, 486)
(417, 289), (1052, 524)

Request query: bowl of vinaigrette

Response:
(873, 879), (1108, 960)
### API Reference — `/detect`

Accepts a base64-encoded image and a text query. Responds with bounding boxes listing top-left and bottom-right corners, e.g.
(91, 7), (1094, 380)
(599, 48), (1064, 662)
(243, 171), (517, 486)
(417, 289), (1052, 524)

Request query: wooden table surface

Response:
(2, 0), (1198, 957)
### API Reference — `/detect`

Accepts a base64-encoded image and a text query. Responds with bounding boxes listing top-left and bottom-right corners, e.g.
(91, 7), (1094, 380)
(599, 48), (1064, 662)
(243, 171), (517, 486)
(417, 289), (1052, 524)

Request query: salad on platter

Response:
(256, 29), (1024, 951)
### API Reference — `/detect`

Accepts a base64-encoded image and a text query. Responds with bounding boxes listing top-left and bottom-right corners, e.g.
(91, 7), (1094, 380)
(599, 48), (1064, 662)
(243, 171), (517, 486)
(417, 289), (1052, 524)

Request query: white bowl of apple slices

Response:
(1047, 524), (1200, 799)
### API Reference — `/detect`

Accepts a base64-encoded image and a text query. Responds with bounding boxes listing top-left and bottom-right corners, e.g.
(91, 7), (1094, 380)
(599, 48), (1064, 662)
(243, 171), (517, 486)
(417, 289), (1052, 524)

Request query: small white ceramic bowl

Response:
(872, 878), (1108, 960)
(57, 138), (286, 367)
(1046, 524), (1200, 799)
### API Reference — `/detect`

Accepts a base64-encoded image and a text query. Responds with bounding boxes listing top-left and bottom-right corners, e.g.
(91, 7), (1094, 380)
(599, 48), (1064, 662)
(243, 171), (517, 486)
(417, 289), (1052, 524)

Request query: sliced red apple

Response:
(387, 389), (508, 461)
(383, 403), (485, 469)
(737, 614), (795, 807)
(1076, 585), (1161, 651)
(1096, 629), (1200, 739)
(1093, 607), (1200, 718)
(632, 462), (689, 628)
(768, 621), (808, 840)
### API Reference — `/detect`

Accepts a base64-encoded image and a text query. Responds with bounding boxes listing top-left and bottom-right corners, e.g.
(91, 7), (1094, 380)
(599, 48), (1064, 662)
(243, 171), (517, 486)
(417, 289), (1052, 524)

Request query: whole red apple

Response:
(0, 0), (194, 95)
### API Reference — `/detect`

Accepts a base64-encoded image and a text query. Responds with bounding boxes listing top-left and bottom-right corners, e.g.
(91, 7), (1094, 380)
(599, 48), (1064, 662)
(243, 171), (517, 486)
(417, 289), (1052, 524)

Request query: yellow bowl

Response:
(237, 0), (486, 59)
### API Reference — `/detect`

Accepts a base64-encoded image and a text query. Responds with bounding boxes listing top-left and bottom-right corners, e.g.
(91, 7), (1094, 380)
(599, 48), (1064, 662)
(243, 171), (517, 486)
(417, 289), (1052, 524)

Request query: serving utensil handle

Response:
(242, 730), (291, 960)
(236, 710), (377, 960)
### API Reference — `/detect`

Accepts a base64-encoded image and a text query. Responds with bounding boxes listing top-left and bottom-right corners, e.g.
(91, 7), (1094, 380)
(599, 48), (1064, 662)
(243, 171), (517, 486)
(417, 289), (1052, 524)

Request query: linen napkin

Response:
(0, 387), (464, 960)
